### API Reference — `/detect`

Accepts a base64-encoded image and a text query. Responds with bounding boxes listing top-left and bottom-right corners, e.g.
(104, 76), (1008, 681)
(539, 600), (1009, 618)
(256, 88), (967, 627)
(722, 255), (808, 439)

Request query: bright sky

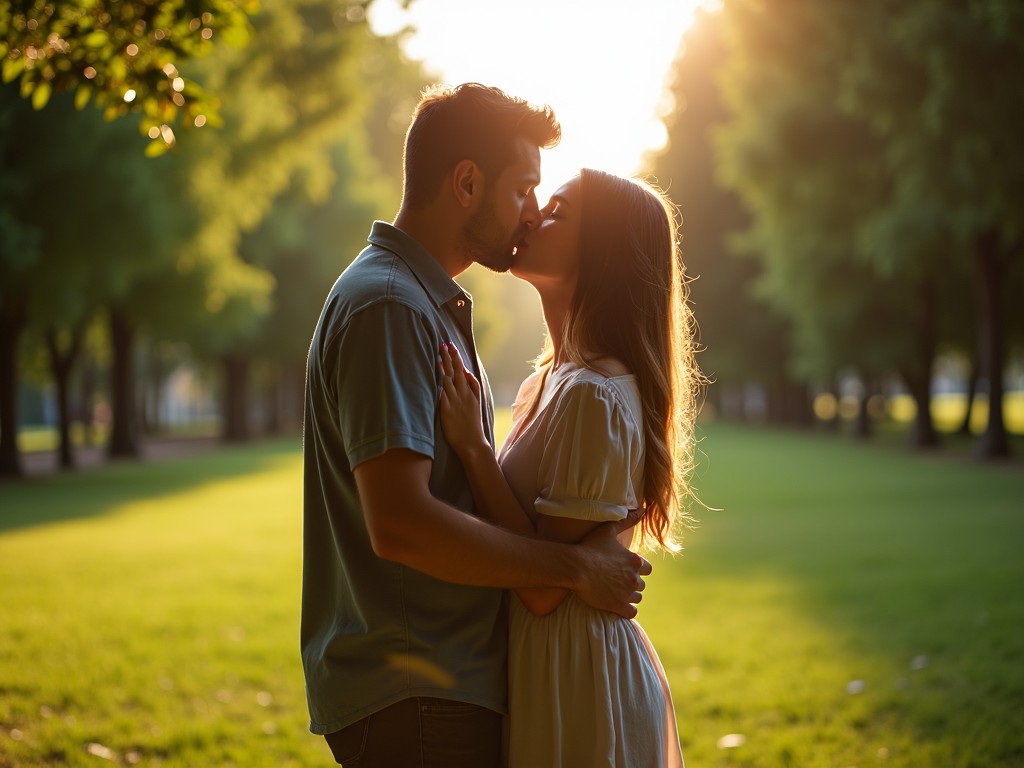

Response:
(368, 0), (713, 200)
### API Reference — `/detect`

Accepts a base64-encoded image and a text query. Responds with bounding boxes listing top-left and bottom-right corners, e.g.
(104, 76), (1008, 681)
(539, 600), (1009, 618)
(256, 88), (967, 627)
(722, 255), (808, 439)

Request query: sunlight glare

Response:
(369, 0), (713, 200)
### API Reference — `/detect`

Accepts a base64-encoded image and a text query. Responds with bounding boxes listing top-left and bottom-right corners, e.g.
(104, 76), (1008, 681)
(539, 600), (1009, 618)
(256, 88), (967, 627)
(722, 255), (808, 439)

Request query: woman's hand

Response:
(438, 342), (489, 458)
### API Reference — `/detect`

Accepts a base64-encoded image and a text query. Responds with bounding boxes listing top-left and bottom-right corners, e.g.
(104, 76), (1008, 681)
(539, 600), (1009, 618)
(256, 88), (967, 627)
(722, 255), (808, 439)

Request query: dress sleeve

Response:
(534, 379), (643, 523)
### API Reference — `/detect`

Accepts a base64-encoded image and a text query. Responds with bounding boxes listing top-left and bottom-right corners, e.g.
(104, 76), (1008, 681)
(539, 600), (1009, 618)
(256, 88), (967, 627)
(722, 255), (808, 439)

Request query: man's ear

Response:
(452, 160), (483, 208)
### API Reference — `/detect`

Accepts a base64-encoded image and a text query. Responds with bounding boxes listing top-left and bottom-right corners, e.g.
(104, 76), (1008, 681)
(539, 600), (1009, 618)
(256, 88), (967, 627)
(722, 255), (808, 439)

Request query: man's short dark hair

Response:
(402, 83), (561, 210)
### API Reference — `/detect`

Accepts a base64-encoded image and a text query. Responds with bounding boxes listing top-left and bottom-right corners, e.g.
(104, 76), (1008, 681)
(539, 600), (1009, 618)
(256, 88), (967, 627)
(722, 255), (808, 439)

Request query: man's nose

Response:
(521, 194), (542, 230)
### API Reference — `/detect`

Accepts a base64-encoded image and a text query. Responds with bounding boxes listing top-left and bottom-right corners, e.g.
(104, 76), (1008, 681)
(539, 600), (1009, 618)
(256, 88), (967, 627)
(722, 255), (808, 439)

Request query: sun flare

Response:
(369, 0), (716, 200)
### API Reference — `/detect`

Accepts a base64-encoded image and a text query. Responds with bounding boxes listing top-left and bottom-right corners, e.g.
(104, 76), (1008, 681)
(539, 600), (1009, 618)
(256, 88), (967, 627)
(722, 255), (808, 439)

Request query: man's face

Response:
(463, 138), (542, 273)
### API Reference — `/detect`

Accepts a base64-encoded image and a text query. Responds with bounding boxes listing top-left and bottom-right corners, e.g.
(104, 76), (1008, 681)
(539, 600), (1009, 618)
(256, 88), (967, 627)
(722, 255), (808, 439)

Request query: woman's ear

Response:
(452, 160), (483, 208)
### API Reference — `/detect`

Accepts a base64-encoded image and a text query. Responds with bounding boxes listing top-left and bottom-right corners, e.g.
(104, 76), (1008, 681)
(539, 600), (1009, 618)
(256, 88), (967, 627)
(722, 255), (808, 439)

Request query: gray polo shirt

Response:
(301, 221), (505, 735)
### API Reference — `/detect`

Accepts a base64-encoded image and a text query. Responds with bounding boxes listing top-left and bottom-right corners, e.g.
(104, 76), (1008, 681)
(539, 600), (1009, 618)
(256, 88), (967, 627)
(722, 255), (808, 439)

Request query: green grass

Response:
(651, 423), (1024, 767)
(0, 439), (327, 767)
(17, 421), (220, 454)
(1, 425), (1022, 766)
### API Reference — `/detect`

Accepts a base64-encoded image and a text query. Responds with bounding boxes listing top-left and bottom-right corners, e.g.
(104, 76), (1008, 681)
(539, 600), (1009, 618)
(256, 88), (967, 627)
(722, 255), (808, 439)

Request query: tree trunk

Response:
(853, 384), (872, 440)
(0, 302), (26, 478)
(786, 380), (814, 426)
(905, 277), (939, 450)
(108, 307), (140, 458)
(286, 364), (306, 433)
(79, 357), (98, 445)
(45, 326), (84, 470)
(222, 355), (250, 442)
(974, 232), (1010, 459)
(958, 355), (978, 436)
(146, 350), (165, 436)
(264, 366), (282, 436)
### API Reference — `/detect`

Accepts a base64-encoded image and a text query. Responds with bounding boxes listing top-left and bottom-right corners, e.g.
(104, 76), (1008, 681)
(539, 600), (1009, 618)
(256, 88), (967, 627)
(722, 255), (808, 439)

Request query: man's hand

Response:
(574, 522), (652, 619)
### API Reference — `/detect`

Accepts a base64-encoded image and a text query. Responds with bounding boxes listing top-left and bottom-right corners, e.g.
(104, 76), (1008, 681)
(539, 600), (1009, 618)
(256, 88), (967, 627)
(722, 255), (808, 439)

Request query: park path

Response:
(20, 436), (222, 477)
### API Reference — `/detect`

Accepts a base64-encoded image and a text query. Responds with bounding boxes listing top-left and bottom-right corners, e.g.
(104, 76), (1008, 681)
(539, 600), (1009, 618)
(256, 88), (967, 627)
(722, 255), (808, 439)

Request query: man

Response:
(301, 83), (651, 766)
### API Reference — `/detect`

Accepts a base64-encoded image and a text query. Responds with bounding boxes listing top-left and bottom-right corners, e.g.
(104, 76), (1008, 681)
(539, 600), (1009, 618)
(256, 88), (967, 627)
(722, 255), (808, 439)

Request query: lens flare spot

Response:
(386, 653), (456, 688)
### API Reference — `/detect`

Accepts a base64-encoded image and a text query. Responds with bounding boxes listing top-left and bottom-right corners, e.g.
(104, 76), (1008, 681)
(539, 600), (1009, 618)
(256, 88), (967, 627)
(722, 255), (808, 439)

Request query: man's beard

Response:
(463, 197), (524, 273)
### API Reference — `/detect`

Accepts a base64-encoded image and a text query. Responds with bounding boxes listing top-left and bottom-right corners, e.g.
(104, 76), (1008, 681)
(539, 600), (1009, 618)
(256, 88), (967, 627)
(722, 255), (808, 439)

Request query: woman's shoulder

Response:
(586, 356), (631, 378)
(554, 362), (640, 419)
(558, 359), (637, 399)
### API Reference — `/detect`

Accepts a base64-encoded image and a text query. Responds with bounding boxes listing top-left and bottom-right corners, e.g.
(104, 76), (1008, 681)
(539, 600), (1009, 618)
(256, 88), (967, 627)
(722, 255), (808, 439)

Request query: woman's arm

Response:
(438, 344), (537, 538)
(439, 344), (638, 617)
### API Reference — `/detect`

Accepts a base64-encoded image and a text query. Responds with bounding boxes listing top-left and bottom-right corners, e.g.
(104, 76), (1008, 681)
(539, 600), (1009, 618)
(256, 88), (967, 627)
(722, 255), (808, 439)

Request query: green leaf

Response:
(32, 82), (52, 110)
(75, 85), (92, 110)
(182, 80), (204, 98)
(220, 24), (252, 48)
(110, 56), (128, 82)
(2, 56), (25, 84)
(145, 140), (169, 157)
(83, 30), (110, 48)
(202, 110), (225, 129)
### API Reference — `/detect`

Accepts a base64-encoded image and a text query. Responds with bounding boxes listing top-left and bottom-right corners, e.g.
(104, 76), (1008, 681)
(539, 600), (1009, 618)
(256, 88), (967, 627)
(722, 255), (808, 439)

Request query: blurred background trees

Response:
(0, 0), (428, 475)
(1, 0), (1022, 477)
(652, 0), (1023, 459)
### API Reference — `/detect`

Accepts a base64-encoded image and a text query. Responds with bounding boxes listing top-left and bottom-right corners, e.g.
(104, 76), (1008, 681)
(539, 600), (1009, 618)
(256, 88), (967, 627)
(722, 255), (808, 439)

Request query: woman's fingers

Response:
(447, 341), (467, 374)
(439, 344), (472, 407)
(439, 344), (454, 378)
(446, 342), (481, 398)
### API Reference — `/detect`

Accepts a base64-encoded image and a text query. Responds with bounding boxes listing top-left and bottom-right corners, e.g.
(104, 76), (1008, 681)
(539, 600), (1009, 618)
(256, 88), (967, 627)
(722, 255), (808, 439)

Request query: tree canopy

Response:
(0, 0), (258, 153)
(0, 0), (427, 472)
(653, 0), (1023, 454)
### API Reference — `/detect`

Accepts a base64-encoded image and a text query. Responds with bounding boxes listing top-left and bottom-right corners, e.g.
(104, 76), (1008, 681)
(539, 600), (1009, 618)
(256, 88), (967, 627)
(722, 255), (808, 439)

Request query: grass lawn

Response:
(1, 425), (1022, 767)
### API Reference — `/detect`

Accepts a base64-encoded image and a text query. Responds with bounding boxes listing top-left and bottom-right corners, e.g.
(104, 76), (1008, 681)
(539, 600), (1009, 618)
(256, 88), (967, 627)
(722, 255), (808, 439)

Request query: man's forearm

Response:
(370, 489), (582, 591)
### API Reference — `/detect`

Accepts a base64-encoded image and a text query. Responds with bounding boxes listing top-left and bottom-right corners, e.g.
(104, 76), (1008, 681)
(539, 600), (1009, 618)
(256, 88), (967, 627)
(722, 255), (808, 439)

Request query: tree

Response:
(711, 0), (994, 448)
(0, 83), (186, 473)
(162, 0), (396, 441)
(0, 0), (257, 152)
(235, 25), (430, 435)
(837, 0), (1024, 457)
(650, 8), (803, 424)
(1, 1), (420, 471)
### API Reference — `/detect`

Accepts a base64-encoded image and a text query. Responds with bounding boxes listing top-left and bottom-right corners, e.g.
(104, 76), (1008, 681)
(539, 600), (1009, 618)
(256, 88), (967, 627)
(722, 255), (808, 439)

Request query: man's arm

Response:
(354, 447), (649, 618)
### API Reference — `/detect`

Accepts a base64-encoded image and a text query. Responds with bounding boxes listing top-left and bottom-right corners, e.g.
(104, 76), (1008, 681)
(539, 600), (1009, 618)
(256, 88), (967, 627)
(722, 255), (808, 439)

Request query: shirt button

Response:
(456, 299), (466, 308)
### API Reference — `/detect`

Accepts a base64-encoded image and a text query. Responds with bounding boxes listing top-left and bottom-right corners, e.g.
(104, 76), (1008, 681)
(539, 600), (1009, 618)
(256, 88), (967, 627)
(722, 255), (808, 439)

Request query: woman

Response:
(438, 168), (700, 767)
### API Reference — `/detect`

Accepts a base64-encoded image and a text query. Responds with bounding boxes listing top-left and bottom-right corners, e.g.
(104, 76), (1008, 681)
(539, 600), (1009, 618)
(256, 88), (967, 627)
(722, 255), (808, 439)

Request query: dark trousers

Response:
(324, 696), (502, 768)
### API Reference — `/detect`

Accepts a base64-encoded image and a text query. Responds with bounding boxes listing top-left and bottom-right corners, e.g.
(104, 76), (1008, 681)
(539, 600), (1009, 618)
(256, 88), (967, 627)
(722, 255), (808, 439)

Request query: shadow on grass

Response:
(0, 438), (301, 534)
(686, 422), (1024, 765)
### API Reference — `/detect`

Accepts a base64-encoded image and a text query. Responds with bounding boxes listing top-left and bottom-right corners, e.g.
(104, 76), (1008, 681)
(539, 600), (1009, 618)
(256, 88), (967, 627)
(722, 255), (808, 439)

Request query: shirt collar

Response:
(368, 221), (468, 309)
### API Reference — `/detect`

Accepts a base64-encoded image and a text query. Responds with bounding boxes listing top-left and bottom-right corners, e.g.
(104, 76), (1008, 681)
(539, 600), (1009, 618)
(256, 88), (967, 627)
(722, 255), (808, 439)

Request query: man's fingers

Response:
(638, 557), (652, 577)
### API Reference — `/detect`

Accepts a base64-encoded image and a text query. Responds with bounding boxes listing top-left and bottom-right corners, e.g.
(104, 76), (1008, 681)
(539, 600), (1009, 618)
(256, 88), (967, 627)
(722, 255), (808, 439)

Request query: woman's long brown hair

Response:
(530, 169), (701, 550)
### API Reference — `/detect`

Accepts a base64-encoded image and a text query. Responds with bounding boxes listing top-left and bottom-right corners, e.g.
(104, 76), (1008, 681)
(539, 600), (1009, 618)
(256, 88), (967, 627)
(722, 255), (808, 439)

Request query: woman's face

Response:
(510, 176), (583, 293)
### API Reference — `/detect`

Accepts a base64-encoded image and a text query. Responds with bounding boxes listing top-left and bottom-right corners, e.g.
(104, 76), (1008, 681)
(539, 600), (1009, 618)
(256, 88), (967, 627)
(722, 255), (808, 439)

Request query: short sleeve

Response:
(534, 379), (642, 523)
(330, 300), (438, 469)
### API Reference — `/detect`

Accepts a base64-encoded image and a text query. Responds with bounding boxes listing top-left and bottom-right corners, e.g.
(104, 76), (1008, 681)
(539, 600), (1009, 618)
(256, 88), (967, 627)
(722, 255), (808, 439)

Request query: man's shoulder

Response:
(333, 244), (433, 313)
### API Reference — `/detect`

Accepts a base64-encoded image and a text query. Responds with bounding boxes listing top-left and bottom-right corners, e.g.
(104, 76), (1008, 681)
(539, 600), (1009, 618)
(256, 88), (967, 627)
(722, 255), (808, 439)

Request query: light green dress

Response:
(498, 364), (684, 768)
